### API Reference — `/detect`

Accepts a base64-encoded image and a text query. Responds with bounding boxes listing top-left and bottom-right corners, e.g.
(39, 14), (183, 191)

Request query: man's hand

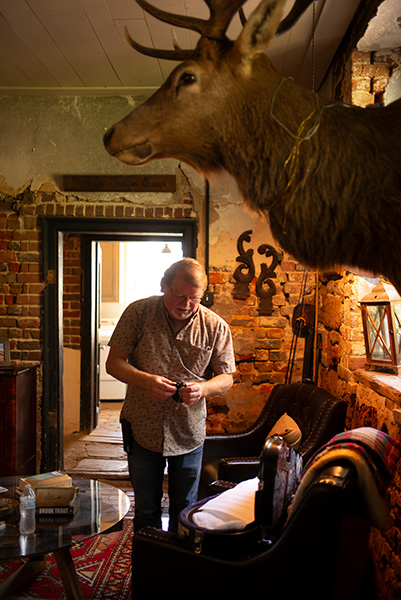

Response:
(179, 382), (205, 406)
(179, 373), (233, 406)
(146, 375), (177, 401)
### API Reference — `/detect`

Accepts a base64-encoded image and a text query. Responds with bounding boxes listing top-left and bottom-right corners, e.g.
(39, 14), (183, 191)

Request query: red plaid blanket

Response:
(306, 427), (401, 481)
(289, 427), (401, 530)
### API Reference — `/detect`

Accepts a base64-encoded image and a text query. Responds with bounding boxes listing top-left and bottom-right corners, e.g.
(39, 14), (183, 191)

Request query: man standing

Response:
(106, 258), (235, 533)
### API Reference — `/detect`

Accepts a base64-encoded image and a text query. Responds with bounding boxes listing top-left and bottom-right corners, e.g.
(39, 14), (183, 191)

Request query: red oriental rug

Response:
(0, 519), (132, 599)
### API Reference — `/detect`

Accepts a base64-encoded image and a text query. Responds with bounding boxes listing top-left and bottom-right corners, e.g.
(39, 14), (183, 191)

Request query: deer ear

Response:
(235, 0), (285, 62)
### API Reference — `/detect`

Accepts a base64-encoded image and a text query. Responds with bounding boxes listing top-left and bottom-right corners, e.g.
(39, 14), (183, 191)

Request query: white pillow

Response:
(267, 413), (302, 449)
(191, 477), (259, 531)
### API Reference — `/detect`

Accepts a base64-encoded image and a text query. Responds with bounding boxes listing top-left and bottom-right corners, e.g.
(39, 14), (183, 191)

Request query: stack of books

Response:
(18, 471), (80, 516)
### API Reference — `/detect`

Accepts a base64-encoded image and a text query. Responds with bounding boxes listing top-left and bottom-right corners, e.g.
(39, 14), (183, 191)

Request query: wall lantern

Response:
(360, 280), (401, 375)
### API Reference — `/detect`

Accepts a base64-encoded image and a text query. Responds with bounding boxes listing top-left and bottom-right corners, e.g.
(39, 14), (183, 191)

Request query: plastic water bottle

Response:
(19, 484), (36, 535)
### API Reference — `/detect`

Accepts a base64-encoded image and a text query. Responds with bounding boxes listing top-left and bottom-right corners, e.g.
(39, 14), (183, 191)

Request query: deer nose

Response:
(103, 127), (115, 149)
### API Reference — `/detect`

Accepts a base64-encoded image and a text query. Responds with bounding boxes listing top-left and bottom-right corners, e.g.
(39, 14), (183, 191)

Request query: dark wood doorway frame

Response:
(42, 217), (197, 472)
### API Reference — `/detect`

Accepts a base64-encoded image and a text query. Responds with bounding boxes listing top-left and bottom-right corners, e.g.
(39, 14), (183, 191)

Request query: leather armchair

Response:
(131, 462), (371, 599)
(199, 382), (347, 496)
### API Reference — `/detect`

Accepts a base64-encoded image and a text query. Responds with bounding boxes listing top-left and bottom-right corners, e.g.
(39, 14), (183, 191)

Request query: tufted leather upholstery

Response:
(198, 382), (347, 497)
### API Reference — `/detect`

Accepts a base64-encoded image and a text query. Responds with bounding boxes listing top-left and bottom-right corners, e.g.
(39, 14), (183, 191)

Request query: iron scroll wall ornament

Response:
(233, 229), (255, 300)
(232, 231), (282, 314)
(256, 244), (283, 315)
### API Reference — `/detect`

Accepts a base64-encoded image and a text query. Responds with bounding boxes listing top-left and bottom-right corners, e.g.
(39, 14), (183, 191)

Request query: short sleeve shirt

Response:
(108, 295), (235, 456)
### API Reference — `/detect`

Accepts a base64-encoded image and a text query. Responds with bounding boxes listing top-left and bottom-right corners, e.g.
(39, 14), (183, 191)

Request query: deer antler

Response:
(127, 0), (319, 60)
(277, 0), (316, 35)
(134, 0), (207, 35)
(238, 1), (317, 34)
(127, 0), (248, 60)
(125, 29), (194, 61)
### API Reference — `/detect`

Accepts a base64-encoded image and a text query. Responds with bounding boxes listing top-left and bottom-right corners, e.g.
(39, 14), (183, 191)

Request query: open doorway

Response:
(63, 238), (185, 438)
(42, 217), (197, 472)
(98, 240), (183, 412)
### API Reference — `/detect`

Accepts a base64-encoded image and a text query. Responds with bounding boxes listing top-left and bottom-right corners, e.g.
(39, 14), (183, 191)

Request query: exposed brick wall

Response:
(0, 191), (42, 364)
(318, 272), (367, 422)
(206, 260), (315, 432)
(212, 262), (313, 386)
(349, 50), (392, 106)
(63, 234), (82, 350)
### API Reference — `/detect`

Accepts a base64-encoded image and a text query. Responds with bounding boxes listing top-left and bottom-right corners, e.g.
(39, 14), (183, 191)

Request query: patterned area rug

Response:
(0, 519), (132, 599)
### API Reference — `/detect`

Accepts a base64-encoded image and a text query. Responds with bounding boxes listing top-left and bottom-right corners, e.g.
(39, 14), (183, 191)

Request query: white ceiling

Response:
(0, 0), (399, 99)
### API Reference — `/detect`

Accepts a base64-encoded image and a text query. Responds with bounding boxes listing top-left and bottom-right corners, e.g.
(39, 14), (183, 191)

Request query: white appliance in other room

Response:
(99, 327), (127, 401)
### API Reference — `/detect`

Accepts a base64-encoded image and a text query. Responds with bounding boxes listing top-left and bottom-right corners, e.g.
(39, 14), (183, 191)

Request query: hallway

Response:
(64, 402), (129, 479)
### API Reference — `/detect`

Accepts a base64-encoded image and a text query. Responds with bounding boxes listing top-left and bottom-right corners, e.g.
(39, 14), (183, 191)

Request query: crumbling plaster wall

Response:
(208, 171), (277, 267)
(0, 95), (177, 195)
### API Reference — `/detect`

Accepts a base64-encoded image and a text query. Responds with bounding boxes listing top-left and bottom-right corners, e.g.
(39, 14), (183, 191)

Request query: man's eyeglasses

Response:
(168, 286), (203, 303)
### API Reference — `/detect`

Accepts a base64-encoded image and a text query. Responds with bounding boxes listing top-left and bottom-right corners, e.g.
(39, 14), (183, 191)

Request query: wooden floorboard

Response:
(64, 402), (129, 478)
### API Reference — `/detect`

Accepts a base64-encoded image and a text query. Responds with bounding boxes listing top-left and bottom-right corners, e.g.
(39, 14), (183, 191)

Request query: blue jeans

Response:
(127, 437), (203, 534)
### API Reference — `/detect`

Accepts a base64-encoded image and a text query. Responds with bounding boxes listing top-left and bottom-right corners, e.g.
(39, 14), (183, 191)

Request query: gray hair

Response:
(161, 258), (207, 291)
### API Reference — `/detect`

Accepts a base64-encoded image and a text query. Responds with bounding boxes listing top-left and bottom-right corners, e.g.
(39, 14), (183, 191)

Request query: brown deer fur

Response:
(104, 0), (401, 294)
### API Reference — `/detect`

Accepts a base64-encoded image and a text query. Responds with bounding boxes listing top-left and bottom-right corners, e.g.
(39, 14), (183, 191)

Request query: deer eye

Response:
(177, 72), (197, 88)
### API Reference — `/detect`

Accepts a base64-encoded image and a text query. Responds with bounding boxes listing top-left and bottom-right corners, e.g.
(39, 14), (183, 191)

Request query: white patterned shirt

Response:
(109, 295), (235, 456)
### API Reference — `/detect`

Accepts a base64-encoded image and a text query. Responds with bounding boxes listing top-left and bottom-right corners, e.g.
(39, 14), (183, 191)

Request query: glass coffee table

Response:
(0, 477), (130, 599)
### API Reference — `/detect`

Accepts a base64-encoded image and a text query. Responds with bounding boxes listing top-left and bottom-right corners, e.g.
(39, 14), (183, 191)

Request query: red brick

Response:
(9, 263), (21, 273)
(266, 328), (284, 339)
(352, 90), (374, 107)
(352, 51), (371, 64)
(208, 273), (226, 284)
(0, 250), (17, 262)
(17, 273), (41, 283)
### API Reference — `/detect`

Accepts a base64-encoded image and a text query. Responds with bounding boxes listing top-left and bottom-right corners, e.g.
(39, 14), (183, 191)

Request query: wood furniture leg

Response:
(53, 547), (85, 600)
(0, 555), (46, 599)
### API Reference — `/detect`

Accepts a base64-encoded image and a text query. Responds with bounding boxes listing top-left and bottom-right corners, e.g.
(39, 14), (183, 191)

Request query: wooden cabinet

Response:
(0, 366), (37, 476)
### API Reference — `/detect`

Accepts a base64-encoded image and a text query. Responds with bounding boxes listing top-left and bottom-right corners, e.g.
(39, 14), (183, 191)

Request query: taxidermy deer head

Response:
(104, 0), (401, 295)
